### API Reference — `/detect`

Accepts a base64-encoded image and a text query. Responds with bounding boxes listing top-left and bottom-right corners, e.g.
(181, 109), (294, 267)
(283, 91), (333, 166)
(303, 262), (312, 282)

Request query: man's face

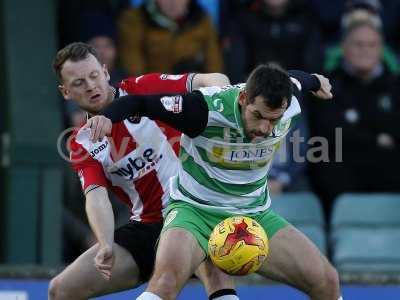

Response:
(156, 0), (190, 20)
(343, 25), (382, 75)
(239, 91), (288, 143)
(59, 54), (111, 114)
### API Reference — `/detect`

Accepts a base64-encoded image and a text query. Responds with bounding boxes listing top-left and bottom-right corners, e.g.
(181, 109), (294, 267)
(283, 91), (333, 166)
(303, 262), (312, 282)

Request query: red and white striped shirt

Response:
(69, 73), (194, 223)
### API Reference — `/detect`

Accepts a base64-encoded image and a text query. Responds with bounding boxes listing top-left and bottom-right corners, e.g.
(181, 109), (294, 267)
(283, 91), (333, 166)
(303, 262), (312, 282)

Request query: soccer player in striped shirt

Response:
(48, 42), (238, 300)
(87, 64), (344, 300)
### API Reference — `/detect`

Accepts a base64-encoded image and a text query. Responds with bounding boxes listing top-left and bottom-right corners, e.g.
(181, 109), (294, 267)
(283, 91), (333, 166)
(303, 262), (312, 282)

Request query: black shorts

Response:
(114, 221), (163, 282)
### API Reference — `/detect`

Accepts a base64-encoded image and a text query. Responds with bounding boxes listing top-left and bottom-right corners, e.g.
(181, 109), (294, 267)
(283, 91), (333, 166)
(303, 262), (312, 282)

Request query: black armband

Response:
(101, 91), (209, 138)
(288, 70), (320, 92)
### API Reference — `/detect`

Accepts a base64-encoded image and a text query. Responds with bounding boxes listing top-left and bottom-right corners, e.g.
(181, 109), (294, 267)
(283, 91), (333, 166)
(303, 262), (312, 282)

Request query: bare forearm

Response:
(85, 186), (114, 247)
(192, 73), (230, 89)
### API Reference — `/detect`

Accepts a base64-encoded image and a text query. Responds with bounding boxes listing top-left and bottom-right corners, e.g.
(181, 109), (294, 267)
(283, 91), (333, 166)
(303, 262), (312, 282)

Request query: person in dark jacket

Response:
(309, 16), (400, 217)
(224, 0), (322, 83)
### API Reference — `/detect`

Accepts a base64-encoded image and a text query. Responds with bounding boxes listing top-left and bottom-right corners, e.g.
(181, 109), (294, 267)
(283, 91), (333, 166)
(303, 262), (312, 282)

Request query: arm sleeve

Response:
(69, 135), (109, 190)
(288, 70), (321, 92)
(119, 73), (194, 94)
(102, 91), (209, 138)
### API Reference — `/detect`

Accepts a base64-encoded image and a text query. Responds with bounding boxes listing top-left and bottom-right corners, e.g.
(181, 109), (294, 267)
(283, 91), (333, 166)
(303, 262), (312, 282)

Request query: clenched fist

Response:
(83, 115), (113, 142)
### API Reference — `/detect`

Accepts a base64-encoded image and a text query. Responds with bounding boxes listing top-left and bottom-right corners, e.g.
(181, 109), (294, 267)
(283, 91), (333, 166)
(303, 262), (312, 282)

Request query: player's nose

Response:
(86, 79), (96, 91)
(259, 120), (272, 135)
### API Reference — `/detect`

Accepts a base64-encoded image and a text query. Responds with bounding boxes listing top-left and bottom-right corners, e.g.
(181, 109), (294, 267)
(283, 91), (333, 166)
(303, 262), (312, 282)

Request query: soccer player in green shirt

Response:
(86, 64), (342, 300)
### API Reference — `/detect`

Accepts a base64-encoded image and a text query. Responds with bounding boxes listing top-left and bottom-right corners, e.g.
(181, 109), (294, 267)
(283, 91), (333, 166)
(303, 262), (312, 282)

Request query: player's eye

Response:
(253, 112), (262, 119)
(72, 80), (83, 87)
(91, 71), (99, 78)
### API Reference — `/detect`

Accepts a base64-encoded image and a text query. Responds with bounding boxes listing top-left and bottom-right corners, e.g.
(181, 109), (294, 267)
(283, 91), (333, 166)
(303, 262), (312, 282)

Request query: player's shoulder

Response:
(118, 75), (144, 94)
(199, 84), (242, 116)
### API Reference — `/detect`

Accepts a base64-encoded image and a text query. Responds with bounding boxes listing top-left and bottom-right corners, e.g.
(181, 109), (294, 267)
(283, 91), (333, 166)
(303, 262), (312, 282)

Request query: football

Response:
(208, 216), (269, 275)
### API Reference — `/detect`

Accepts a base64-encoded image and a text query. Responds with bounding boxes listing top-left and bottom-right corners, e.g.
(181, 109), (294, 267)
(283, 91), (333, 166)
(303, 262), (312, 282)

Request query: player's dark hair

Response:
(245, 64), (293, 109)
(53, 42), (100, 82)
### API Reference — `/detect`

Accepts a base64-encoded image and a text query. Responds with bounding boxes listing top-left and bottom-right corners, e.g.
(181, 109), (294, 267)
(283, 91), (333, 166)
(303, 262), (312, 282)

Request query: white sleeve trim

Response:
(281, 96), (301, 121)
(290, 77), (302, 91)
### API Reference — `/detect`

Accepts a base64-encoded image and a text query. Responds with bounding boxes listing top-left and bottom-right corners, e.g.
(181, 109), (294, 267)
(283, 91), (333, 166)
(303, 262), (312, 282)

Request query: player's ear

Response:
(59, 85), (71, 100)
(238, 90), (247, 106)
(103, 64), (110, 81)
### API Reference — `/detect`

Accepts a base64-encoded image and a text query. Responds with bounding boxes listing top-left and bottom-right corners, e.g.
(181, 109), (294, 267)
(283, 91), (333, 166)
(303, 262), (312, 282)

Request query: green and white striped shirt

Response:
(170, 84), (302, 214)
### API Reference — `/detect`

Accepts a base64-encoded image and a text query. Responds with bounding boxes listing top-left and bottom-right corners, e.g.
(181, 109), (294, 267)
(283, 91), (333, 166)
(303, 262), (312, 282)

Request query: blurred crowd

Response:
(57, 0), (400, 263)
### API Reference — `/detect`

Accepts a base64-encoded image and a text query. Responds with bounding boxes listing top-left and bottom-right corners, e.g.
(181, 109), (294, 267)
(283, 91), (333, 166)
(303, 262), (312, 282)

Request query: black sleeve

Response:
(101, 91), (209, 138)
(288, 70), (321, 92)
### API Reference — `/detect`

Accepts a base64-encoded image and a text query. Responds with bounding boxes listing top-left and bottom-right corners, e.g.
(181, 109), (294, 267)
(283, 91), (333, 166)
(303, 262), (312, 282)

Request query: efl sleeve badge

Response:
(160, 95), (183, 114)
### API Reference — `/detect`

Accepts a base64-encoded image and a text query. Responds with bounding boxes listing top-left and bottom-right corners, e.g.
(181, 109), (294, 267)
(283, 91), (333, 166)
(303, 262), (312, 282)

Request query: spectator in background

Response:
(223, 0), (322, 83)
(324, 0), (400, 74)
(310, 0), (400, 53)
(309, 16), (400, 217)
(346, 0), (400, 54)
(131, 0), (220, 23)
(117, 0), (223, 75)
